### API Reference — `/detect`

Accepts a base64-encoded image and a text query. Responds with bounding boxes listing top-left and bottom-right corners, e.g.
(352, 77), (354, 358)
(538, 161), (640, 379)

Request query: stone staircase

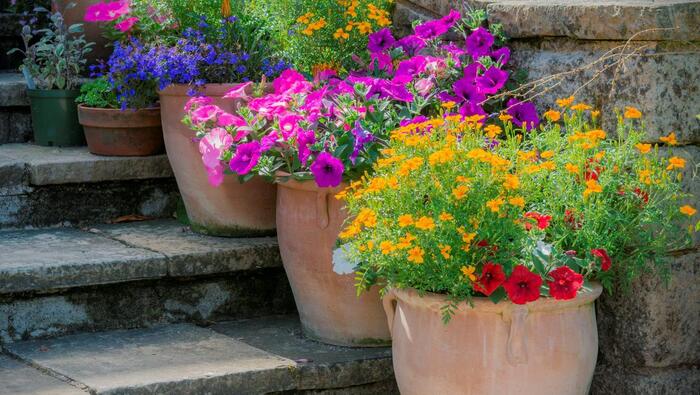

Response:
(0, 81), (395, 394)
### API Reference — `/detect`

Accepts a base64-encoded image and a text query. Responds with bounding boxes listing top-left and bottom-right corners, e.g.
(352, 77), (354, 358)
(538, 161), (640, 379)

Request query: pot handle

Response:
(382, 290), (397, 337)
(504, 305), (528, 366)
(316, 190), (330, 229)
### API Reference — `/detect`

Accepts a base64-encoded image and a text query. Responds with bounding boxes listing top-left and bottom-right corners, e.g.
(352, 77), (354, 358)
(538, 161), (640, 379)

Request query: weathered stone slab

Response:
(5, 324), (297, 395)
(0, 108), (32, 144)
(94, 220), (282, 277)
(592, 365), (700, 395)
(0, 355), (85, 395)
(509, 39), (700, 144)
(488, 0), (700, 41)
(0, 227), (167, 293)
(596, 251), (700, 368)
(0, 72), (27, 107)
(0, 268), (294, 343)
(0, 144), (173, 185)
(212, 315), (395, 391)
(0, 152), (28, 194)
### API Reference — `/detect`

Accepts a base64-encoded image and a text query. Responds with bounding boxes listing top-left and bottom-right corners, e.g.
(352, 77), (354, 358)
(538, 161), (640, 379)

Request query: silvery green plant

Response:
(8, 6), (94, 90)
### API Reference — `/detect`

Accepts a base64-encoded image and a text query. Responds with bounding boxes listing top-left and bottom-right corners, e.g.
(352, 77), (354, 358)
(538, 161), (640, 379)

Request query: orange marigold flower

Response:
(667, 156), (685, 170)
(415, 216), (436, 231)
(680, 205), (697, 216)
(508, 196), (526, 208)
(638, 169), (652, 185)
(583, 179), (603, 198)
(635, 143), (652, 154)
(624, 106), (642, 119)
(544, 110), (561, 122)
(570, 103), (592, 111)
(486, 197), (505, 212)
(439, 212), (454, 221)
(498, 113), (512, 122)
(503, 174), (520, 190)
(380, 241), (395, 255)
(484, 124), (502, 139)
(565, 163), (580, 174)
(660, 132), (678, 146)
(452, 185), (469, 200)
(540, 150), (555, 159)
(407, 246), (425, 264)
(441, 101), (456, 110)
(460, 265), (477, 281)
(439, 244), (452, 259)
(398, 214), (414, 227)
(591, 110), (600, 118)
(556, 96), (575, 108)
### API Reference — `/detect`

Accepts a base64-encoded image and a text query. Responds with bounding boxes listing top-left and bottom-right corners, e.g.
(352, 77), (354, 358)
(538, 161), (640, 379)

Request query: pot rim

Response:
(27, 88), (80, 97)
(77, 104), (161, 112)
(275, 171), (347, 193)
(158, 82), (266, 98)
(389, 282), (602, 315)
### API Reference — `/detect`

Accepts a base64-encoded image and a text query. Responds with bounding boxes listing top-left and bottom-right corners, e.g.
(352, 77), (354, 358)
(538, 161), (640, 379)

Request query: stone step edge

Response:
(1, 315), (395, 395)
(0, 143), (173, 189)
(0, 219), (281, 294)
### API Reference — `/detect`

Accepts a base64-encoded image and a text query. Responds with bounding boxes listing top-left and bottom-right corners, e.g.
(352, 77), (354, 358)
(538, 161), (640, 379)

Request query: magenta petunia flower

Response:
(296, 129), (316, 165)
(199, 128), (233, 187)
(393, 56), (427, 84)
(466, 27), (494, 59)
(190, 104), (221, 124)
(229, 141), (262, 175)
(506, 98), (540, 131)
(490, 47), (511, 66)
(367, 28), (395, 53)
(369, 52), (393, 73)
(414, 20), (449, 40)
(439, 9), (461, 28)
(278, 113), (303, 139)
(184, 96), (212, 112)
(84, 0), (130, 22)
(395, 35), (426, 56)
(114, 16), (138, 32)
(459, 101), (487, 118)
(216, 111), (246, 128)
(453, 77), (485, 104)
(310, 152), (344, 188)
(379, 81), (414, 103)
(223, 82), (252, 100)
(475, 66), (509, 94)
(272, 69), (311, 95)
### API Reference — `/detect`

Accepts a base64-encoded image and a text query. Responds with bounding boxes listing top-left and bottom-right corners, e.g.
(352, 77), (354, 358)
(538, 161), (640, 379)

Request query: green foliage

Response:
(75, 77), (118, 108)
(8, 7), (93, 90)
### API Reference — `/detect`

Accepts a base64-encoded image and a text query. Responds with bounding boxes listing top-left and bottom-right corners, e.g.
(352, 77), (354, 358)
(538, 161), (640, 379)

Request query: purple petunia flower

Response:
(229, 141), (262, 175)
(506, 98), (540, 131)
(466, 27), (494, 59)
(368, 28), (395, 53)
(453, 77), (486, 104)
(350, 121), (375, 164)
(414, 20), (449, 40)
(395, 35), (426, 56)
(440, 9), (461, 28)
(490, 47), (511, 66)
(310, 152), (344, 188)
(459, 101), (487, 119)
(475, 67), (509, 94)
(393, 56), (427, 84)
(297, 129), (316, 166)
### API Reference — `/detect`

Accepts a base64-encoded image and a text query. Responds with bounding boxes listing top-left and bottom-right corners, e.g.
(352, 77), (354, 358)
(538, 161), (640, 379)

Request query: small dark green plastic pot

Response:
(27, 89), (85, 147)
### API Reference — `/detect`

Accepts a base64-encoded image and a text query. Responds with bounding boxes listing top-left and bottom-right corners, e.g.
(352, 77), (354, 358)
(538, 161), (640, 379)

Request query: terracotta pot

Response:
(54, 0), (112, 67)
(276, 179), (391, 347)
(78, 105), (164, 156)
(384, 284), (603, 395)
(159, 84), (276, 237)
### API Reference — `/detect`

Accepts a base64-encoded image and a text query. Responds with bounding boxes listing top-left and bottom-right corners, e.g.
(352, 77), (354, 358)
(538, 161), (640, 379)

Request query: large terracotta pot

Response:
(159, 84), (276, 237)
(276, 179), (391, 346)
(384, 284), (603, 395)
(78, 105), (164, 156)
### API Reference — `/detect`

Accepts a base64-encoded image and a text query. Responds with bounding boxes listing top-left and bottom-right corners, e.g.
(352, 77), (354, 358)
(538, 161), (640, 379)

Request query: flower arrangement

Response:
(184, 9), (526, 189)
(8, 6), (94, 90)
(340, 105), (696, 319)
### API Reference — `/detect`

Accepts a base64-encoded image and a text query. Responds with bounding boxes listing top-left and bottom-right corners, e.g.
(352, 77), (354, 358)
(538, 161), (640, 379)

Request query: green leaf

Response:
(488, 287), (507, 304)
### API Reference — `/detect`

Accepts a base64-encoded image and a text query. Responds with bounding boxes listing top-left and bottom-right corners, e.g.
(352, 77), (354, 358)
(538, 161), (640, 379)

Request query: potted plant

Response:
(8, 6), (93, 146)
(341, 105), (696, 393)
(75, 76), (162, 156)
(183, 9), (521, 346)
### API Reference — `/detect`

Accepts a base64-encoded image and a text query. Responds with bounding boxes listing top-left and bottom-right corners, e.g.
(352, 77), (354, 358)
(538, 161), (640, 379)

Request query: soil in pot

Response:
(78, 105), (164, 156)
(27, 89), (84, 147)
(158, 83), (276, 237)
(383, 284), (603, 395)
(276, 179), (391, 347)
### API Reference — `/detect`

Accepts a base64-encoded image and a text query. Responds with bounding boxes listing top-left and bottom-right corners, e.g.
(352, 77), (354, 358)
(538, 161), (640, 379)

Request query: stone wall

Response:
(395, 1), (699, 393)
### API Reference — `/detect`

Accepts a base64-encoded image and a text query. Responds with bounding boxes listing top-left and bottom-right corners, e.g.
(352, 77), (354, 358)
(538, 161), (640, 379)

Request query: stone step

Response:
(0, 143), (179, 228)
(0, 72), (31, 143)
(0, 219), (294, 343)
(1, 315), (396, 395)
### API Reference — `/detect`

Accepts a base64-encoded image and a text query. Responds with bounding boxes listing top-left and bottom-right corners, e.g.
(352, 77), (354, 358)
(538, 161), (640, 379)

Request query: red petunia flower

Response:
(584, 158), (604, 181)
(524, 212), (552, 230)
(547, 266), (584, 300)
(476, 239), (499, 254)
(473, 262), (506, 296)
(633, 187), (649, 204)
(591, 248), (612, 271)
(503, 265), (542, 304)
(564, 209), (582, 230)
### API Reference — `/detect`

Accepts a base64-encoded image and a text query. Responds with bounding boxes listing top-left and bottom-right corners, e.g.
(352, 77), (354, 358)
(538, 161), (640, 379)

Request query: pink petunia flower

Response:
(84, 1), (131, 22)
(114, 16), (138, 32)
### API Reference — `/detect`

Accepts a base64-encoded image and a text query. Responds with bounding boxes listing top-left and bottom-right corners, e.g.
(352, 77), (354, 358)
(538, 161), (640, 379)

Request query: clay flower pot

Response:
(384, 284), (603, 395)
(276, 179), (391, 346)
(78, 105), (164, 156)
(159, 84), (276, 237)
